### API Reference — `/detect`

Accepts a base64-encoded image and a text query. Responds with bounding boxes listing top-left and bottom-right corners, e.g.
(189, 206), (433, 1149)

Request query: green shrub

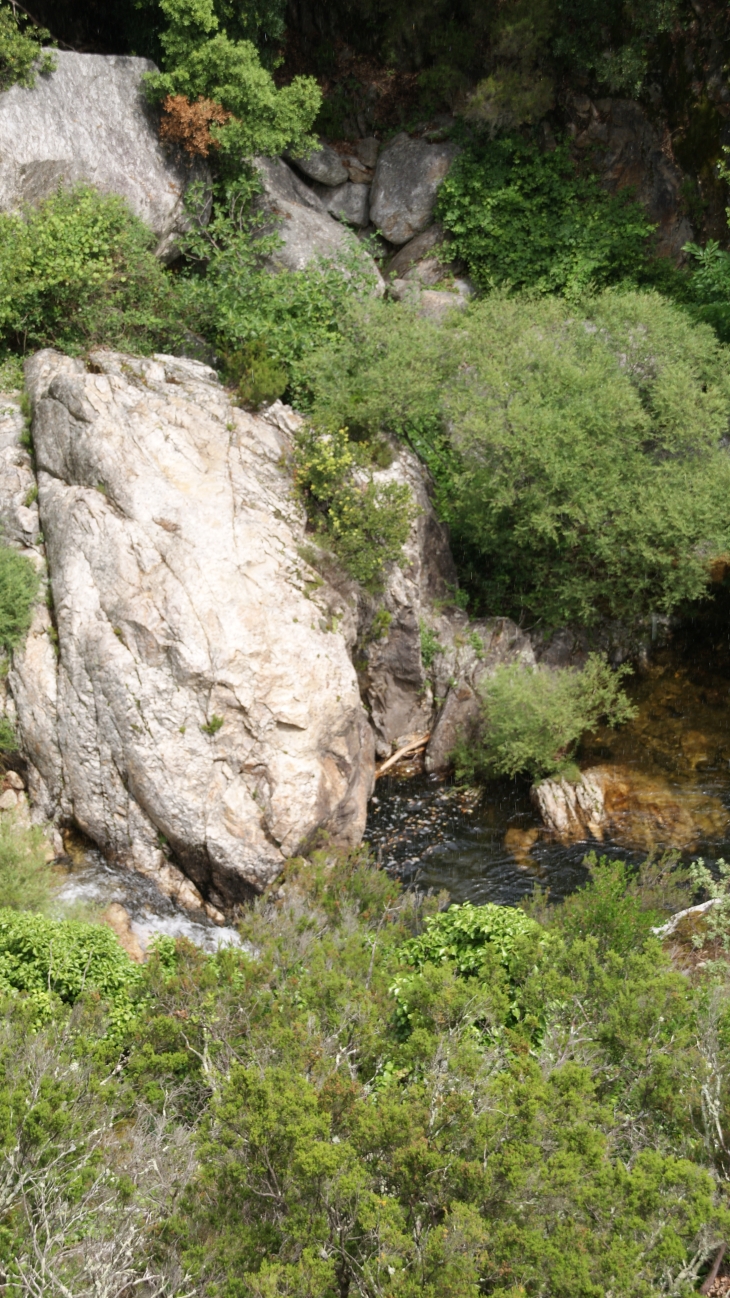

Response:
(0, 908), (142, 1028)
(0, 812), (55, 913)
(0, 1), (55, 92)
(0, 185), (179, 356)
(224, 340), (287, 408)
(293, 424), (414, 589)
(304, 290), (730, 626)
(419, 619), (443, 669)
(436, 133), (654, 297)
(399, 900), (541, 976)
(454, 653), (636, 782)
(178, 177), (381, 400)
(0, 543), (39, 652)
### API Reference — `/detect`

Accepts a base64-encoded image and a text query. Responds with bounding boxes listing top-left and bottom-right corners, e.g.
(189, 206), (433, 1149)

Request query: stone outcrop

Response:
(356, 443), (457, 759)
(570, 97), (693, 259)
(369, 134), (459, 245)
(0, 51), (208, 260)
(533, 764), (728, 852)
(254, 156), (383, 286)
(12, 349), (374, 906)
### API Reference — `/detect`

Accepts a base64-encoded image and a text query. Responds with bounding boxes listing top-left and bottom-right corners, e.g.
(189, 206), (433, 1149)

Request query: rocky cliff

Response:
(11, 350), (374, 907)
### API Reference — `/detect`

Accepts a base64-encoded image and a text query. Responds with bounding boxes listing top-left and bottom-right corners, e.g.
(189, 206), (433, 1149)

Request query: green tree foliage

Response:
(436, 133), (655, 297)
(454, 654), (636, 783)
(303, 290), (730, 626)
(0, 1), (55, 92)
(142, 0), (320, 159)
(0, 186), (178, 356)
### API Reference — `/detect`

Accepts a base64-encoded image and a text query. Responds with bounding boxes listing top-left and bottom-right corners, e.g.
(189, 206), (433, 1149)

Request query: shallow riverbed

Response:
(366, 594), (730, 905)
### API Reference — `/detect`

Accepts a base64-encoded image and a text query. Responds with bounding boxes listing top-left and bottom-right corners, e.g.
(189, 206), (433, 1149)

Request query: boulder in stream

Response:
(11, 350), (375, 906)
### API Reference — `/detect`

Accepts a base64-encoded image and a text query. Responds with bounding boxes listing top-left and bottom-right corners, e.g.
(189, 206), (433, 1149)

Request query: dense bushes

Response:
(0, 186), (178, 356)
(436, 133), (654, 296)
(303, 289), (730, 626)
(1, 848), (730, 1294)
(454, 654), (636, 782)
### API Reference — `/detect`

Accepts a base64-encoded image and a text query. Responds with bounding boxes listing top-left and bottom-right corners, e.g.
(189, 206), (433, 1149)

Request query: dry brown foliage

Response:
(160, 94), (232, 157)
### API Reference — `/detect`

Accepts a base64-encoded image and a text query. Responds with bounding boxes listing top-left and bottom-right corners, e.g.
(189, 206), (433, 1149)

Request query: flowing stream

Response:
(366, 592), (730, 906)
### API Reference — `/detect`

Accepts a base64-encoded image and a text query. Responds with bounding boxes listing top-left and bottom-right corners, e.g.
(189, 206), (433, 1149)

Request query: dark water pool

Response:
(366, 593), (730, 905)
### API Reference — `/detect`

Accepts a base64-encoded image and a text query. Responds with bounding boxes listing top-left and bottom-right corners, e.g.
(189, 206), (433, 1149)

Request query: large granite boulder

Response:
(0, 51), (207, 260)
(255, 156), (383, 286)
(370, 134), (459, 245)
(13, 350), (375, 906)
(286, 139), (349, 186)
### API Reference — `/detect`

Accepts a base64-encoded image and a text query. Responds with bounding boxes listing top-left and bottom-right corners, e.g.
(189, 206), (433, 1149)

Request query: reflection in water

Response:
(366, 588), (730, 906)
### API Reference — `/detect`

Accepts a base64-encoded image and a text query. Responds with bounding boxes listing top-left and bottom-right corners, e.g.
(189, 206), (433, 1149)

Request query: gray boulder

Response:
(286, 139), (349, 187)
(0, 51), (208, 260)
(388, 225), (445, 279)
(370, 133), (459, 245)
(314, 180), (370, 227)
(254, 157), (383, 287)
(14, 350), (375, 906)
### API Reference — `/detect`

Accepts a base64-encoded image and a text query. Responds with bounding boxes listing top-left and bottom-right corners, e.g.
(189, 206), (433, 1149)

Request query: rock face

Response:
(0, 51), (207, 260)
(370, 134), (459, 245)
(255, 156), (382, 285)
(14, 349), (375, 905)
(356, 443), (457, 759)
(571, 97), (693, 259)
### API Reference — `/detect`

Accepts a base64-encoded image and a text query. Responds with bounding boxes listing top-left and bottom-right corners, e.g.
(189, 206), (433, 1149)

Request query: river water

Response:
(365, 593), (730, 906)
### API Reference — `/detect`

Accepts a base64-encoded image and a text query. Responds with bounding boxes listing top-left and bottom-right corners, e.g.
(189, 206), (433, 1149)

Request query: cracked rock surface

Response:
(14, 350), (374, 904)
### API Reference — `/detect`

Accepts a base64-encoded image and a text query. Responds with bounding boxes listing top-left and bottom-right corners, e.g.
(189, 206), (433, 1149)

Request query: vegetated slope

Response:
(0, 846), (729, 1295)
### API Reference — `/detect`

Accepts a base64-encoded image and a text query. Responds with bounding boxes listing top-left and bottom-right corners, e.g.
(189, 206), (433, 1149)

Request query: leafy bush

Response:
(436, 134), (654, 297)
(399, 899), (540, 976)
(0, 1), (55, 92)
(293, 424), (413, 589)
(304, 290), (730, 626)
(0, 812), (56, 913)
(0, 908), (142, 1028)
(0, 543), (39, 652)
(0, 185), (179, 356)
(224, 340), (288, 408)
(454, 654), (636, 782)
